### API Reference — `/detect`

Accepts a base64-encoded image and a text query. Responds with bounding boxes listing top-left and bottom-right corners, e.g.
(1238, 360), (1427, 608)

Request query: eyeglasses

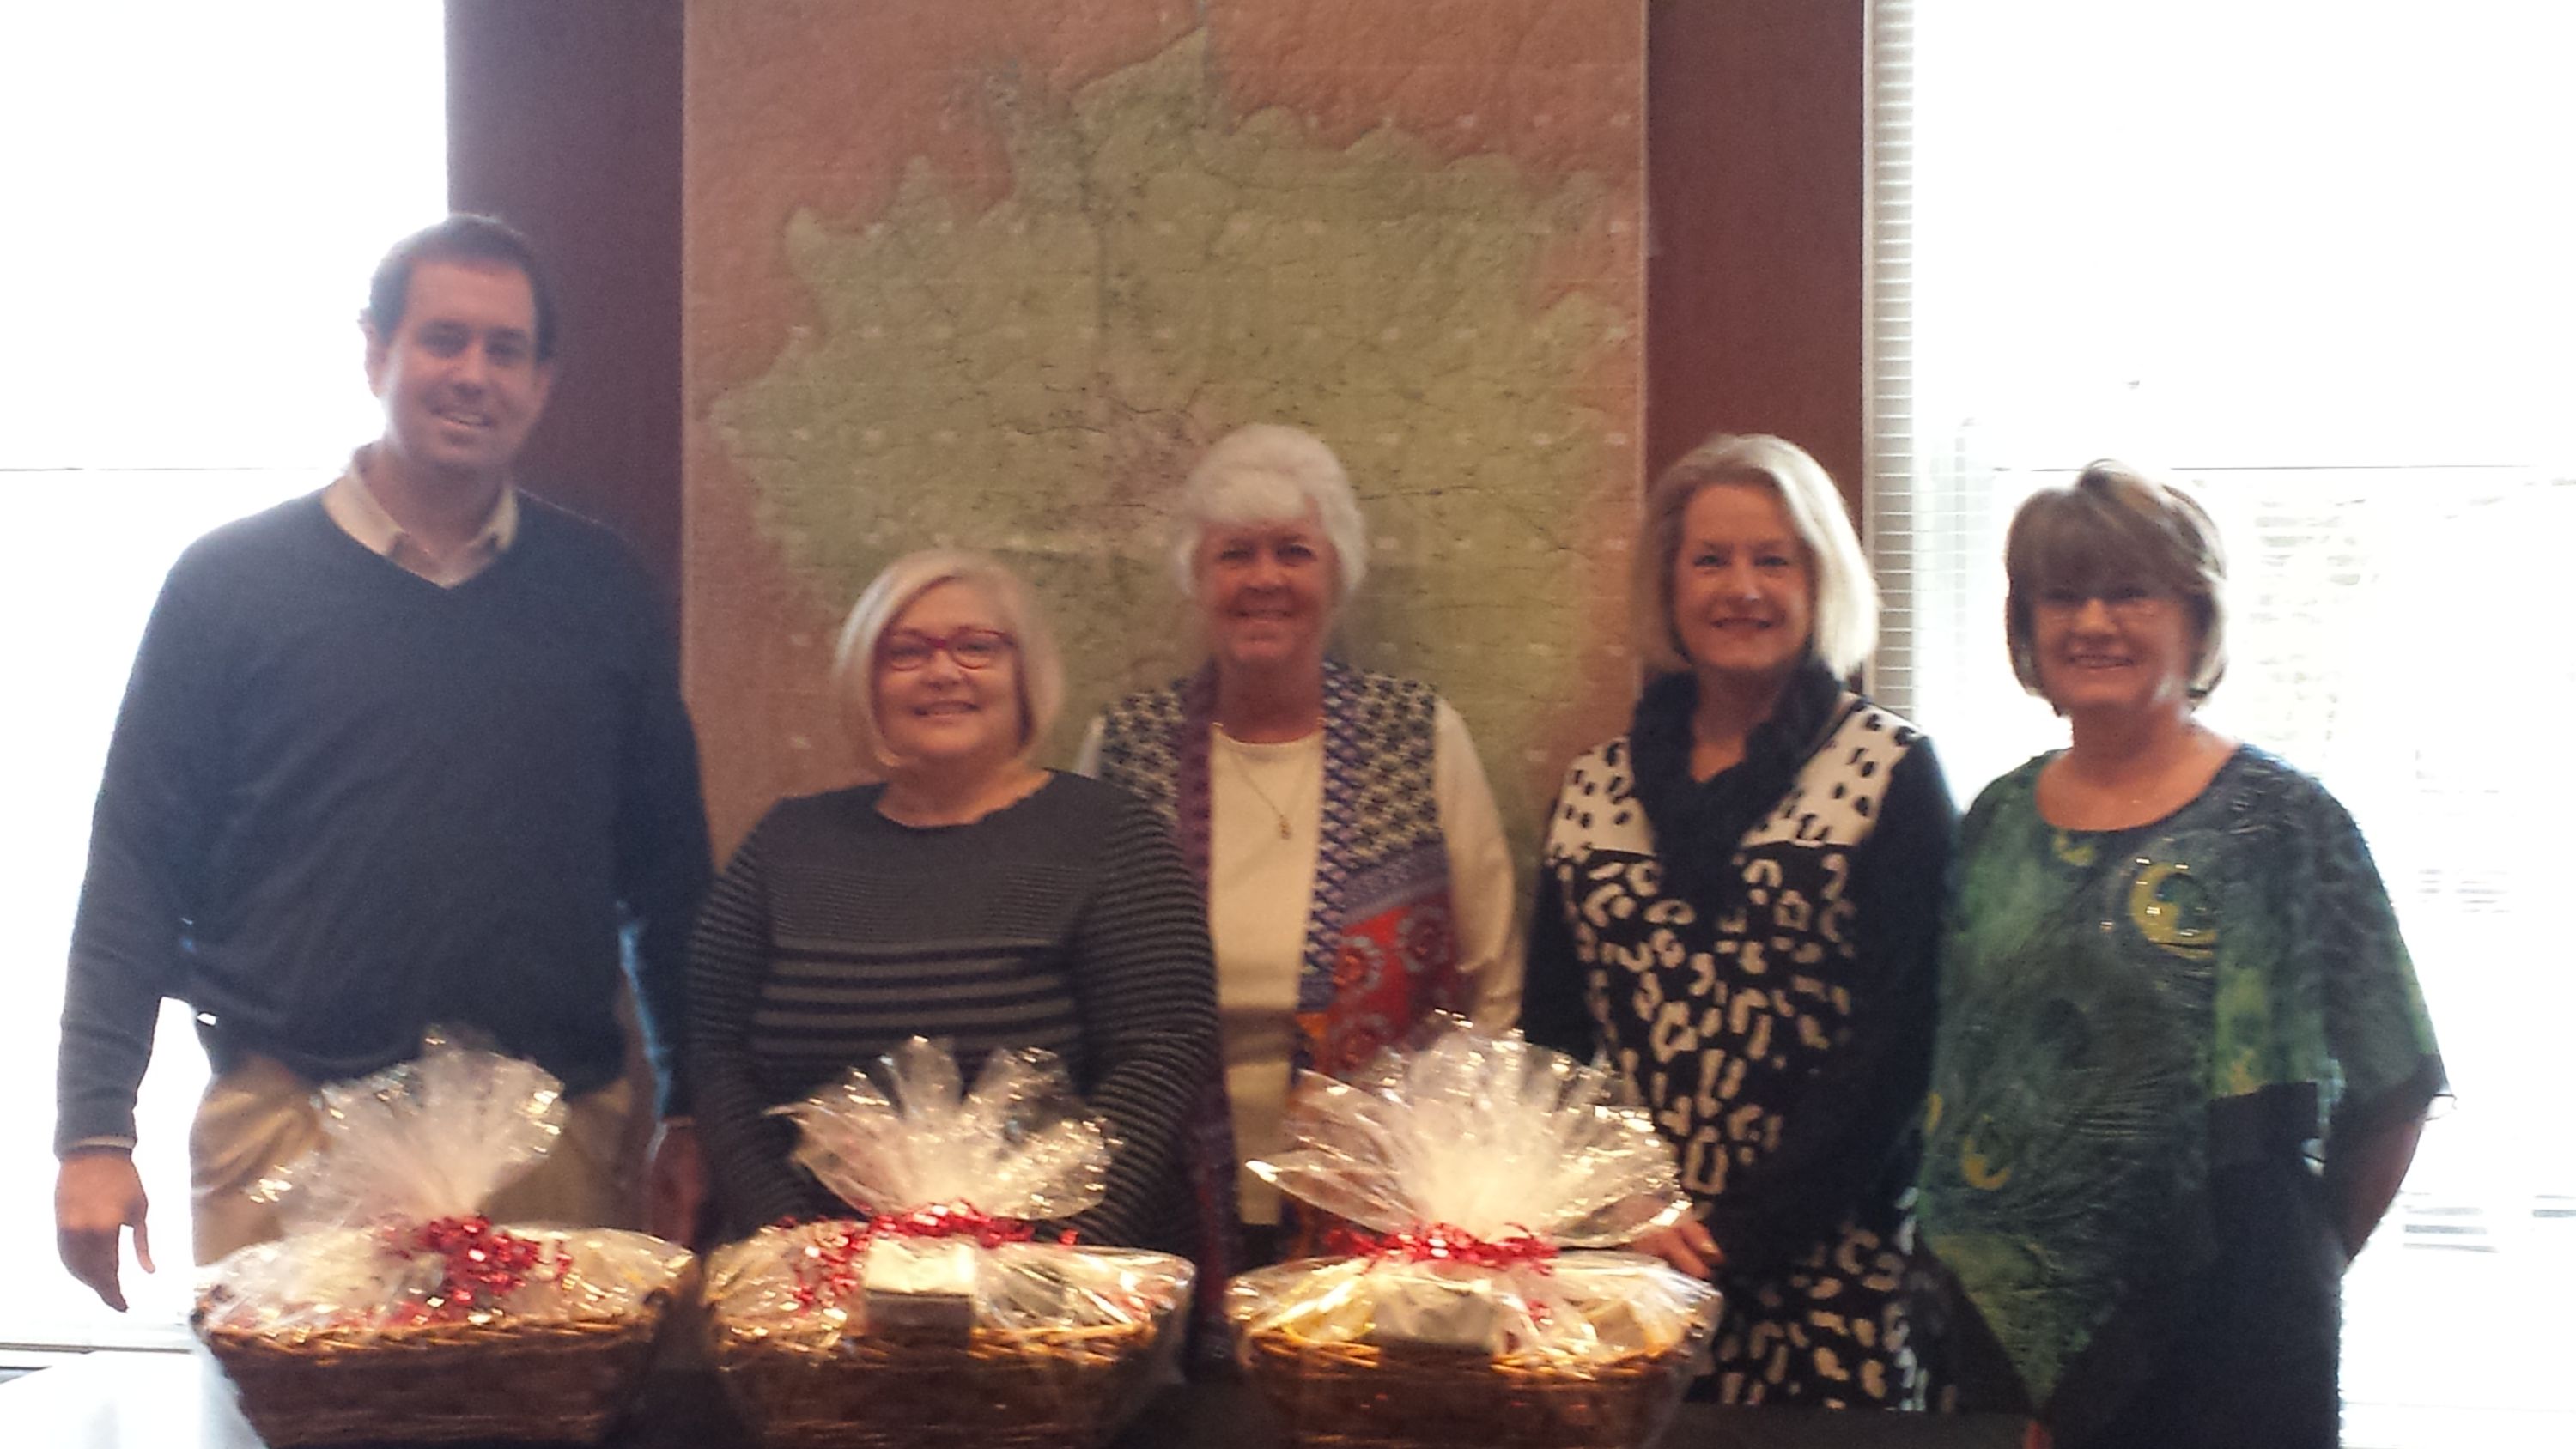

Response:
(878, 627), (1015, 671)
(2033, 585), (2176, 621)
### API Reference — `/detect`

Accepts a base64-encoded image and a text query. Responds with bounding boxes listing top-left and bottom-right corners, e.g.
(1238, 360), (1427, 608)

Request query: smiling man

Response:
(53, 216), (712, 1309)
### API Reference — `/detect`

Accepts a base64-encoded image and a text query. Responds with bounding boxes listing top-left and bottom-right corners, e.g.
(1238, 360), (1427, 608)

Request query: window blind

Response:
(1863, 3), (2576, 1440)
(0, 2), (448, 1351)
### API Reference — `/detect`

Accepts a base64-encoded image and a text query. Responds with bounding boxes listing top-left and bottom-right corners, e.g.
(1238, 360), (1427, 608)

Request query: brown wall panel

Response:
(445, 0), (687, 599)
(1646, 1), (1867, 510)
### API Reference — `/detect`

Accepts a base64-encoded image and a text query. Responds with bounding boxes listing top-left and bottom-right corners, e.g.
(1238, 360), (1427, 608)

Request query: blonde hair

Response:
(1169, 423), (1370, 603)
(1633, 432), (1880, 676)
(2003, 460), (2228, 702)
(829, 549), (1066, 770)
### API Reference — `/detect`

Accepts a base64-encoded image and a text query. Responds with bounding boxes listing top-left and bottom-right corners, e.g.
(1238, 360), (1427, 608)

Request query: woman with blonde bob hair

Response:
(1916, 464), (2442, 1449)
(1523, 432), (1954, 1409)
(683, 549), (1219, 1248)
(831, 549), (1067, 772)
(1631, 432), (1882, 678)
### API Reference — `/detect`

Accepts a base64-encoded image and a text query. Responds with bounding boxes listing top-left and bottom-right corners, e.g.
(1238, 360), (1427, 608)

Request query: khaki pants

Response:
(191, 1052), (643, 1265)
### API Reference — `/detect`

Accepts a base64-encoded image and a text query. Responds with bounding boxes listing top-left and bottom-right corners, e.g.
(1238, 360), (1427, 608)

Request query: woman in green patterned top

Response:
(1916, 463), (2444, 1449)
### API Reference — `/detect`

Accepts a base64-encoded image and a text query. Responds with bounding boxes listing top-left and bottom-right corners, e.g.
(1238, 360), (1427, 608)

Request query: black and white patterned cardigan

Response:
(1524, 694), (1954, 1279)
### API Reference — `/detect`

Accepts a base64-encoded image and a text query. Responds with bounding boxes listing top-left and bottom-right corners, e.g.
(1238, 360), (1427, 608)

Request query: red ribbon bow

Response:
(385, 1214), (555, 1323)
(1331, 1220), (1559, 1273)
(868, 1201), (1038, 1248)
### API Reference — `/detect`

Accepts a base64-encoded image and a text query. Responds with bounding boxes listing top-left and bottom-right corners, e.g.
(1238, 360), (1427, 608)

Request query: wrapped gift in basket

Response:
(192, 1040), (696, 1446)
(1230, 1023), (1722, 1449)
(703, 1040), (1194, 1449)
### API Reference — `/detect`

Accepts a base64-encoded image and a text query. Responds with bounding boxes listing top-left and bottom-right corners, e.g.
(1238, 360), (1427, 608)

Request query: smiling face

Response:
(871, 579), (1027, 775)
(1193, 509), (1338, 677)
(2029, 581), (2202, 723)
(2003, 466), (2233, 717)
(1668, 481), (1816, 689)
(364, 258), (553, 492)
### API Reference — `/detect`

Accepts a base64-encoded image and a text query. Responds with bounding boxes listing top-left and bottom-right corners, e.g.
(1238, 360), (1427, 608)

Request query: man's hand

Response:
(1631, 1216), (1722, 1279)
(645, 1117), (708, 1247)
(57, 1149), (154, 1312)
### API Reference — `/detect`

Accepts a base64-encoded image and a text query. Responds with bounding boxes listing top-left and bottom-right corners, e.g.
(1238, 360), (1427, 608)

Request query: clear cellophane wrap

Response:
(191, 1040), (692, 1447)
(195, 1039), (691, 1336)
(1229, 1023), (1720, 1449)
(703, 1040), (1193, 1449)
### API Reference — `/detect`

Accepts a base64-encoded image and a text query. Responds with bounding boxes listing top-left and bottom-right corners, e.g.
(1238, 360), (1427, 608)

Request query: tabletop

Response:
(0, 1348), (2026, 1449)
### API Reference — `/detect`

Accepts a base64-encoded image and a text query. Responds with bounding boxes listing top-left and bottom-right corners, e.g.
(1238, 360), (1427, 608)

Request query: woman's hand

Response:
(2327, 1111), (2427, 1264)
(646, 1117), (708, 1248)
(1631, 1216), (1722, 1278)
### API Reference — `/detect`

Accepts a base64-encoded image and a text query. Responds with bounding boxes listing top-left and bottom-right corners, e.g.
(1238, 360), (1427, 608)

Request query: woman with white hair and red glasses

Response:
(1078, 423), (1521, 1269)
(1522, 432), (1956, 1410)
(683, 549), (1219, 1250)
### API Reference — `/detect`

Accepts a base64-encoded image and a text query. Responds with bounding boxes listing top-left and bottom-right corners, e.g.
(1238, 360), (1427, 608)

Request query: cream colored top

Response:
(1077, 700), (1522, 1223)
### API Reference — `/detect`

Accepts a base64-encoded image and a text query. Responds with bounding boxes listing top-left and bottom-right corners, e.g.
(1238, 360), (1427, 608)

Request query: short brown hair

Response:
(365, 214), (559, 361)
(2003, 460), (2228, 701)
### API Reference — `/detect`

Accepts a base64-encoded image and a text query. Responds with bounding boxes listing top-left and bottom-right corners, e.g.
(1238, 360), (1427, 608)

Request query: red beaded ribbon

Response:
(869, 1201), (1041, 1248)
(385, 1214), (555, 1323)
(787, 1220), (872, 1312)
(781, 1202), (1074, 1311)
(1331, 1221), (1558, 1273)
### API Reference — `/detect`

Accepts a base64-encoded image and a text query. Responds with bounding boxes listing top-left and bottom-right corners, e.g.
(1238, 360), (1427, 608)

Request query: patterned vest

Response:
(1092, 659), (1463, 1076)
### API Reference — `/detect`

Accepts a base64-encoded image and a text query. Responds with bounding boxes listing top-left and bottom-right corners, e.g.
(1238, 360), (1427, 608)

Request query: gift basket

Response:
(192, 1040), (695, 1446)
(703, 1040), (1194, 1449)
(1230, 1023), (1722, 1449)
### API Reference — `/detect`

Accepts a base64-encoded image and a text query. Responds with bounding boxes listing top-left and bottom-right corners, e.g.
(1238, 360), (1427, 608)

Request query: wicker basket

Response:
(712, 1316), (1170, 1449)
(1242, 1326), (1698, 1449)
(196, 1288), (677, 1446)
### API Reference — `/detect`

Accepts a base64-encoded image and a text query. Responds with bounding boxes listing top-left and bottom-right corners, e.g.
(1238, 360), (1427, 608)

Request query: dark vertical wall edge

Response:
(446, 0), (687, 600)
(1647, 1), (1868, 513)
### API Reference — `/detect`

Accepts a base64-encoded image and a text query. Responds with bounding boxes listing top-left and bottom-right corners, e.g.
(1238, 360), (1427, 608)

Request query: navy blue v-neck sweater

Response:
(57, 490), (711, 1152)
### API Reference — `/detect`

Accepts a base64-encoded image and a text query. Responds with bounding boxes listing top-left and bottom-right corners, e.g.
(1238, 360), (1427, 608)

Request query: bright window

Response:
(1868, 3), (2576, 1443)
(0, 3), (445, 1349)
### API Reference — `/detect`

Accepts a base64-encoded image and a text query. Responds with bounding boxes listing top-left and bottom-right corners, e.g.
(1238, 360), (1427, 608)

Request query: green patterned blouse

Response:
(1918, 746), (2442, 1408)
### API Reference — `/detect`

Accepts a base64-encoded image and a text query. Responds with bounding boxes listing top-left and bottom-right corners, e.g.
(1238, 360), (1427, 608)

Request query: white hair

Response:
(1167, 424), (1370, 603)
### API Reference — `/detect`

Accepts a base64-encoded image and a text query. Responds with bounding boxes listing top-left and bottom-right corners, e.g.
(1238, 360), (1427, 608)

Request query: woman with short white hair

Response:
(685, 549), (1219, 1247)
(1078, 423), (1521, 1267)
(1522, 432), (1955, 1409)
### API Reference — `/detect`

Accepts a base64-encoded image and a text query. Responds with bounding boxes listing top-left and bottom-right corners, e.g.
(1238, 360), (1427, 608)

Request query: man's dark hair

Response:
(365, 214), (560, 362)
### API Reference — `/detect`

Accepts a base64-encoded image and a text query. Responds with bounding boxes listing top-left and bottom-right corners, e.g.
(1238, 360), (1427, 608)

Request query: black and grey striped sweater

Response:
(686, 773), (1219, 1248)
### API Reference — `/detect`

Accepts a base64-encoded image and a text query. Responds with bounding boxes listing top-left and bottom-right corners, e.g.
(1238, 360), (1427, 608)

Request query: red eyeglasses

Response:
(878, 627), (1016, 671)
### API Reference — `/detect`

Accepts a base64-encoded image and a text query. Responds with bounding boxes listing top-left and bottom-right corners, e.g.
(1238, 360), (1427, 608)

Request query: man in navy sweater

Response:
(54, 215), (713, 1309)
